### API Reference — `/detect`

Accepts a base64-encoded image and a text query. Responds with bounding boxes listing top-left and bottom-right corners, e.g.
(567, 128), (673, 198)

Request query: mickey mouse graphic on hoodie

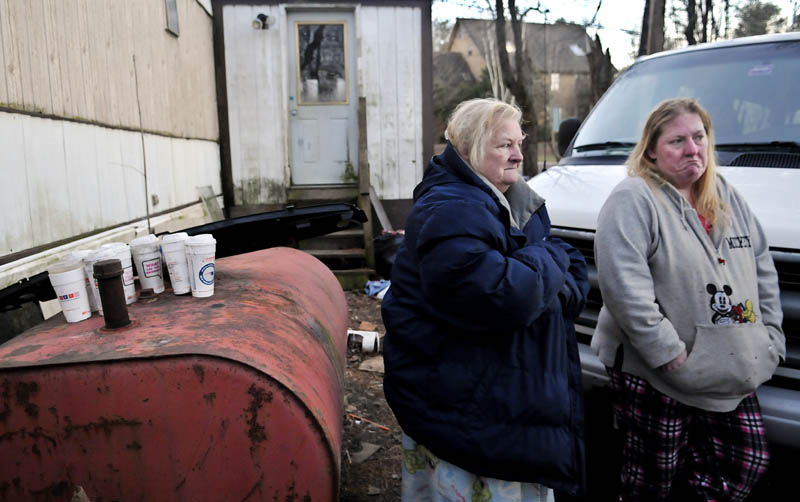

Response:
(706, 283), (756, 325)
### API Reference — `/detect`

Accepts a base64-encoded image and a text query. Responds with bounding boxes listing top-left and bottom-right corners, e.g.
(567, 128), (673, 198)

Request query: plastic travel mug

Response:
(48, 260), (92, 323)
(130, 234), (165, 294)
(100, 242), (137, 304)
(160, 232), (191, 295)
(93, 259), (131, 329)
(185, 234), (217, 298)
(83, 248), (116, 316)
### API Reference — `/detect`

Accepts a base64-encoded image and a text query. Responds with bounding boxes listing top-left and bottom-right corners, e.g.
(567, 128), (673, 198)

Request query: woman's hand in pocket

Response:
(661, 350), (688, 371)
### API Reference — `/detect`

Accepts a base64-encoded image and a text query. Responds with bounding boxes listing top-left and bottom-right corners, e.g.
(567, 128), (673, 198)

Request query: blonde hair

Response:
(627, 98), (726, 226)
(445, 98), (523, 170)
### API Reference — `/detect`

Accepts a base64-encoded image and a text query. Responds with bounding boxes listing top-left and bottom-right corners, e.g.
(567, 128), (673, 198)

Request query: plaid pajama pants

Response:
(608, 369), (769, 502)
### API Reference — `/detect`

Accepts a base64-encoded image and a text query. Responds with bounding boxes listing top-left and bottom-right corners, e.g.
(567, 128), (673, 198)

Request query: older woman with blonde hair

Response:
(593, 98), (785, 501)
(382, 98), (589, 501)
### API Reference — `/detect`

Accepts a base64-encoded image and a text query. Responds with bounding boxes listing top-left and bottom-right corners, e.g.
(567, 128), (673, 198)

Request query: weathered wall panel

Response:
(62, 122), (103, 236)
(0, 0), (221, 258)
(95, 127), (129, 228)
(0, 114), (32, 254)
(357, 5), (383, 193)
(223, 4), (286, 206)
(396, 6), (423, 199)
(0, 0), (218, 139)
(358, 5), (423, 201)
(0, 1), (22, 107)
(0, 2), (6, 106)
(24, 118), (71, 246)
(0, 111), (221, 257)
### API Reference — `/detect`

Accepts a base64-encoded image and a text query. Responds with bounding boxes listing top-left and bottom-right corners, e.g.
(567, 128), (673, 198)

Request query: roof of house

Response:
(433, 52), (476, 87)
(449, 18), (594, 74)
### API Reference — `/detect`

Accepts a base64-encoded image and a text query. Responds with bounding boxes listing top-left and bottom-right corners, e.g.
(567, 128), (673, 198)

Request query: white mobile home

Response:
(0, 0), (221, 289)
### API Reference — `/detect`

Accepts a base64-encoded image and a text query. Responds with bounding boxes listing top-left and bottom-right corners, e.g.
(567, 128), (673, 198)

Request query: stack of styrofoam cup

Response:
(65, 249), (98, 312)
(48, 259), (92, 323)
(185, 234), (217, 298)
(160, 232), (191, 295)
(83, 248), (116, 315)
(100, 242), (137, 304)
(130, 234), (165, 294)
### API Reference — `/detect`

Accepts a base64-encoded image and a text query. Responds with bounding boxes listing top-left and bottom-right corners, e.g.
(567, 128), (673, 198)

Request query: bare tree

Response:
(494, 0), (540, 176)
(793, 0), (800, 30)
(433, 18), (454, 52)
(646, 0), (666, 54)
(701, 0), (714, 42)
(734, 0), (786, 37)
(587, 34), (614, 103)
(676, 0), (717, 45)
(685, 0), (698, 44)
(638, 0), (651, 56)
(480, 31), (515, 103)
(724, 0), (731, 37)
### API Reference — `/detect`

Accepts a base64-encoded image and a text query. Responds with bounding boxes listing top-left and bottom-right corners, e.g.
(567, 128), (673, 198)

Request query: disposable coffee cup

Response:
(84, 248), (116, 315)
(185, 234), (217, 298)
(65, 249), (98, 312)
(48, 260), (92, 323)
(347, 329), (381, 353)
(100, 242), (137, 304)
(161, 232), (191, 295)
(130, 234), (165, 294)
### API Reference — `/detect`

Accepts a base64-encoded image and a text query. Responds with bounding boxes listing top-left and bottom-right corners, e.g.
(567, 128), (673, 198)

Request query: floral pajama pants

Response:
(400, 434), (554, 502)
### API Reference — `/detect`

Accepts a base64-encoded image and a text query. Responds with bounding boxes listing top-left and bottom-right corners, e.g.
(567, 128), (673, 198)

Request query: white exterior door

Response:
(288, 11), (357, 185)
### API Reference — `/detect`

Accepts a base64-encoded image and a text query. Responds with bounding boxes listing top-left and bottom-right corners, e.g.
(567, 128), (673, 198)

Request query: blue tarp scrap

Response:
(365, 279), (390, 298)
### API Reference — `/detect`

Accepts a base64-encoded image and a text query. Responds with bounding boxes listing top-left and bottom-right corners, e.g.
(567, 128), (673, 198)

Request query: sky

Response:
(432, 0), (799, 69)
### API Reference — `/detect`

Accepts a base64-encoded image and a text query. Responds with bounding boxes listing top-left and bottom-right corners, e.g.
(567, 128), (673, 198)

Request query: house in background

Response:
(0, 0), (221, 300)
(214, 0), (432, 229)
(446, 18), (595, 132)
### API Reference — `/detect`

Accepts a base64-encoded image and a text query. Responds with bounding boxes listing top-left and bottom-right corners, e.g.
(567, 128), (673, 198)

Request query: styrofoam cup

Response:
(161, 232), (191, 295)
(185, 234), (216, 298)
(100, 242), (137, 304)
(48, 260), (92, 323)
(130, 234), (165, 294)
(65, 249), (98, 312)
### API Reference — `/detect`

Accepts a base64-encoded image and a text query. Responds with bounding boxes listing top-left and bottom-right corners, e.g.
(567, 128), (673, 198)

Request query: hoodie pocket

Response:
(663, 324), (779, 396)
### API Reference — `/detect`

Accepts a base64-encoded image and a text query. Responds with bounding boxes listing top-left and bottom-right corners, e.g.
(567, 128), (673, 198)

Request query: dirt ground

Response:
(339, 290), (402, 502)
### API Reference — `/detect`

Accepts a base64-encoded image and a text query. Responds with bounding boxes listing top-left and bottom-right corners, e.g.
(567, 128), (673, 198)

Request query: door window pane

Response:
(296, 22), (348, 105)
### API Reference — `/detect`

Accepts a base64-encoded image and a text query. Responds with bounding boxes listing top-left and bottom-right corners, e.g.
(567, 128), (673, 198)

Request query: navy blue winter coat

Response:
(382, 143), (589, 495)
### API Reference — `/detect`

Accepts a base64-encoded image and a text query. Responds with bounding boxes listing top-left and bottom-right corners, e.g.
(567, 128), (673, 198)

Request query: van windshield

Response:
(572, 39), (800, 157)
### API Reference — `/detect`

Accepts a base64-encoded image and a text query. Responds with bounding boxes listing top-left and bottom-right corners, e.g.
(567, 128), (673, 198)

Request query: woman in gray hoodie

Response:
(593, 98), (785, 501)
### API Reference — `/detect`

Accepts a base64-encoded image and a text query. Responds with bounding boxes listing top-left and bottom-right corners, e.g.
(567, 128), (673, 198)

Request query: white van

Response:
(529, 32), (800, 494)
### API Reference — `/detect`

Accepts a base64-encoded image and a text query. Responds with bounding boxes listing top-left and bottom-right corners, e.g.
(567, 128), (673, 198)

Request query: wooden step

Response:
(287, 185), (358, 205)
(304, 248), (367, 273)
(299, 228), (365, 251)
(305, 248), (366, 259)
(331, 268), (375, 290)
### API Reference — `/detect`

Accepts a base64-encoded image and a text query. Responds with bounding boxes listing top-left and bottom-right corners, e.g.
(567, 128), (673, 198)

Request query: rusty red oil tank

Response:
(0, 247), (348, 501)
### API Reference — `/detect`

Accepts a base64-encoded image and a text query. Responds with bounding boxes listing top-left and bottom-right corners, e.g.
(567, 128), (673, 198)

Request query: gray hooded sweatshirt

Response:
(592, 174), (785, 412)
